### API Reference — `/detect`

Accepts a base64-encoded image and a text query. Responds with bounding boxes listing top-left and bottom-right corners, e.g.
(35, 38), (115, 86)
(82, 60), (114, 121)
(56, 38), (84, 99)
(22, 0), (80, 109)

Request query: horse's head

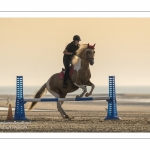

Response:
(86, 43), (96, 65)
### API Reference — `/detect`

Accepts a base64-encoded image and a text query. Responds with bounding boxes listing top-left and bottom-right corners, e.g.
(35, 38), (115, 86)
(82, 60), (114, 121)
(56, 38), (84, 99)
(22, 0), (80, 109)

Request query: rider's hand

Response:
(72, 52), (76, 56)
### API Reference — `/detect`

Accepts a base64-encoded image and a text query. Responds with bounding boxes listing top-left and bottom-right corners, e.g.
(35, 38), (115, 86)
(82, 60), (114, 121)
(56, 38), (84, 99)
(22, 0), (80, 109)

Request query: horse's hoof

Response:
(85, 93), (90, 97)
(76, 95), (80, 98)
(65, 115), (69, 119)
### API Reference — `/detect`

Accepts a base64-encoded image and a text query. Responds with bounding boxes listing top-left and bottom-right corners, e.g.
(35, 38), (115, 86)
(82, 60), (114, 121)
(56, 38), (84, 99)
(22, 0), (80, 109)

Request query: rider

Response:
(62, 35), (81, 88)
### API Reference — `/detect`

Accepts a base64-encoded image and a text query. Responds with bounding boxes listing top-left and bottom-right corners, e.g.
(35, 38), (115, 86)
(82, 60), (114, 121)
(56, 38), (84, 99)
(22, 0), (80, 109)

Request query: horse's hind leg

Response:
(57, 102), (69, 118)
(46, 81), (67, 118)
(50, 94), (66, 118)
(57, 93), (69, 118)
(60, 101), (64, 106)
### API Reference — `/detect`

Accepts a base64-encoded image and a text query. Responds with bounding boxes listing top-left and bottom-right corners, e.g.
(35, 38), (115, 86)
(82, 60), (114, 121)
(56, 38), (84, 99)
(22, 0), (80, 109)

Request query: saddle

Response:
(59, 65), (74, 80)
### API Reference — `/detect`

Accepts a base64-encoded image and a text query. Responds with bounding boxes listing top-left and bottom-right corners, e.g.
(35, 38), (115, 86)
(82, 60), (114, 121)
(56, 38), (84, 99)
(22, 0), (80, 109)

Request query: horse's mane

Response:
(76, 44), (88, 55)
(72, 44), (87, 65)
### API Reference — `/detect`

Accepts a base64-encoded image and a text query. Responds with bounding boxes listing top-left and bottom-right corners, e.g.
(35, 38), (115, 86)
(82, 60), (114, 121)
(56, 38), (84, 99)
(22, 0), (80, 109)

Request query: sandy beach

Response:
(0, 94), (150, 132)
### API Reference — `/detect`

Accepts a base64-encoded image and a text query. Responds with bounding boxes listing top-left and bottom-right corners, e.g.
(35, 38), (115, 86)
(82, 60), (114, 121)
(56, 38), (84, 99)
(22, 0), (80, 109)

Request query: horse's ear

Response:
(93, 43), (96, 47)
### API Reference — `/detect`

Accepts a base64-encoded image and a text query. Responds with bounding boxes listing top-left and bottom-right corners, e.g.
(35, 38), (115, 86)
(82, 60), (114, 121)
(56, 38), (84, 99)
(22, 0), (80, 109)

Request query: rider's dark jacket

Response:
(64, 41), (79, 58)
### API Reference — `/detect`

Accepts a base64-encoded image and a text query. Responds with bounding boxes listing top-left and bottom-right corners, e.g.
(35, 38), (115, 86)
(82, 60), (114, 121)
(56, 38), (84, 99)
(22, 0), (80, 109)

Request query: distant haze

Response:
(0, 18), (150, 86)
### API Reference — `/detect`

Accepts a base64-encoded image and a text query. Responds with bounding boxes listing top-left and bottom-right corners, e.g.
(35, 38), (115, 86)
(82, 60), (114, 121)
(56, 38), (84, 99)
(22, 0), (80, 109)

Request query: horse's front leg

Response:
(85, 80), (95, 97)
(74, 81), (87, 98)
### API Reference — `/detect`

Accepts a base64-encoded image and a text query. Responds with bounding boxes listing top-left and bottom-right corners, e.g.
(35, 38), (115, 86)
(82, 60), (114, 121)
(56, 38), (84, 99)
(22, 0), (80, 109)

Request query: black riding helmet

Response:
(73, 35), (81, 41)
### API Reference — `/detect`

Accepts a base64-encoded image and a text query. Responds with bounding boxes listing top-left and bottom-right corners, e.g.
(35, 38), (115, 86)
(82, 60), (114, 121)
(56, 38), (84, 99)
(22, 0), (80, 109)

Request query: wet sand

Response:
(0, 94), (150, 132)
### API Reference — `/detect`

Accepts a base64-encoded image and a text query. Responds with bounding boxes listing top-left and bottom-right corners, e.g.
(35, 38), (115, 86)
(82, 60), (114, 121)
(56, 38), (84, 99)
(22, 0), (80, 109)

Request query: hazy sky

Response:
(0, 18), (150, 86)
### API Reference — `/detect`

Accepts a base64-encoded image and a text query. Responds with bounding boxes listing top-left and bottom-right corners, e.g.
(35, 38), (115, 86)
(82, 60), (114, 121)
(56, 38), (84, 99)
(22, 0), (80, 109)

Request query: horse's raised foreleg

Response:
(85, 80), (95, 97)
(74, 81), (87, 98)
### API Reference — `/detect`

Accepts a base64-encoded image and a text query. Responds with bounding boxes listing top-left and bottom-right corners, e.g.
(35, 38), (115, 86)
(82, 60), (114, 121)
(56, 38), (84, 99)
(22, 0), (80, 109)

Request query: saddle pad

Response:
(59, 66), (74, 80)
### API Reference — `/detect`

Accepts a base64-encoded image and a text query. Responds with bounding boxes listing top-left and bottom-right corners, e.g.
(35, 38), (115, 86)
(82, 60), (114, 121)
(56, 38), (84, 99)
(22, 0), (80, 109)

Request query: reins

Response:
(75, 55), (94, 61)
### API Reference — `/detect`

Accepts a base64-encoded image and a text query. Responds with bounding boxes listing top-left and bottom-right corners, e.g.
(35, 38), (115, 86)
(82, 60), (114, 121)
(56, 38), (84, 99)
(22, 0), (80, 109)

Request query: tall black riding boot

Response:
(62, 74), (68, 88)
(62, 81), (67, 88)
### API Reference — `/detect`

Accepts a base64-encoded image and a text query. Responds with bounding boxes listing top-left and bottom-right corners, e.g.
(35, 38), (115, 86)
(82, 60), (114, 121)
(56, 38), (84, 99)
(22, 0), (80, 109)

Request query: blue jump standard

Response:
(14, 76), (28, 121)
(14, 76), (121, 120)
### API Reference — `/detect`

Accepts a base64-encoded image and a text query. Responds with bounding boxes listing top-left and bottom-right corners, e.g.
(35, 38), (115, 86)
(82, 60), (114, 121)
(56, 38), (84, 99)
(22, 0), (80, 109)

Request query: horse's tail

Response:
(27, 83), (47, 110)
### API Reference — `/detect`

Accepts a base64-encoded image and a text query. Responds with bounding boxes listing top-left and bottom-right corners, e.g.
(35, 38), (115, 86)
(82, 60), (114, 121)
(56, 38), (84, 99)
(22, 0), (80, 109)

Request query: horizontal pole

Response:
(24, 96), (110, 102)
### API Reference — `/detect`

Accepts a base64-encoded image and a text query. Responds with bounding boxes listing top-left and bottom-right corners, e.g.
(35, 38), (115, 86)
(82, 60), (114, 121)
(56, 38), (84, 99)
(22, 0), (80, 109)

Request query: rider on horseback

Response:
(62, 35), (81, 88)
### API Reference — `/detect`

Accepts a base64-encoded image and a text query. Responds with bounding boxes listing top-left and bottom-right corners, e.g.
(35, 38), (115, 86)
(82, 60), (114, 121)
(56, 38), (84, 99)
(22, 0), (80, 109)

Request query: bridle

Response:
(74, 43), (95, 62)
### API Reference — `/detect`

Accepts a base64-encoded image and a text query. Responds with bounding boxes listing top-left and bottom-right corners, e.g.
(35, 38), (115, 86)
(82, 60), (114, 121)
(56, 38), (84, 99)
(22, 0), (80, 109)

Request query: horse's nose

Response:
(90, 58), (94, 65)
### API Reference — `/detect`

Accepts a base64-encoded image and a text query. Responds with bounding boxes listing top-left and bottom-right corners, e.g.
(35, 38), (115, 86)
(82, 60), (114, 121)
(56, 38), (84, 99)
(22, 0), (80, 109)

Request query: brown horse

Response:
(28, 43), (96, 118)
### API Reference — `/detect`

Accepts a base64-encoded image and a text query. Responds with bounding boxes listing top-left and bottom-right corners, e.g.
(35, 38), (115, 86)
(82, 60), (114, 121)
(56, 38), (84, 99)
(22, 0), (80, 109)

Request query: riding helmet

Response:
(73, 35), (81, 41)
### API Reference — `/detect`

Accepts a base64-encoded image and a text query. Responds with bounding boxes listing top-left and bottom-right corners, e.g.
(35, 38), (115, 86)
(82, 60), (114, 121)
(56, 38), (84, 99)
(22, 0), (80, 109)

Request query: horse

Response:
(27, 43), (96, 118)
